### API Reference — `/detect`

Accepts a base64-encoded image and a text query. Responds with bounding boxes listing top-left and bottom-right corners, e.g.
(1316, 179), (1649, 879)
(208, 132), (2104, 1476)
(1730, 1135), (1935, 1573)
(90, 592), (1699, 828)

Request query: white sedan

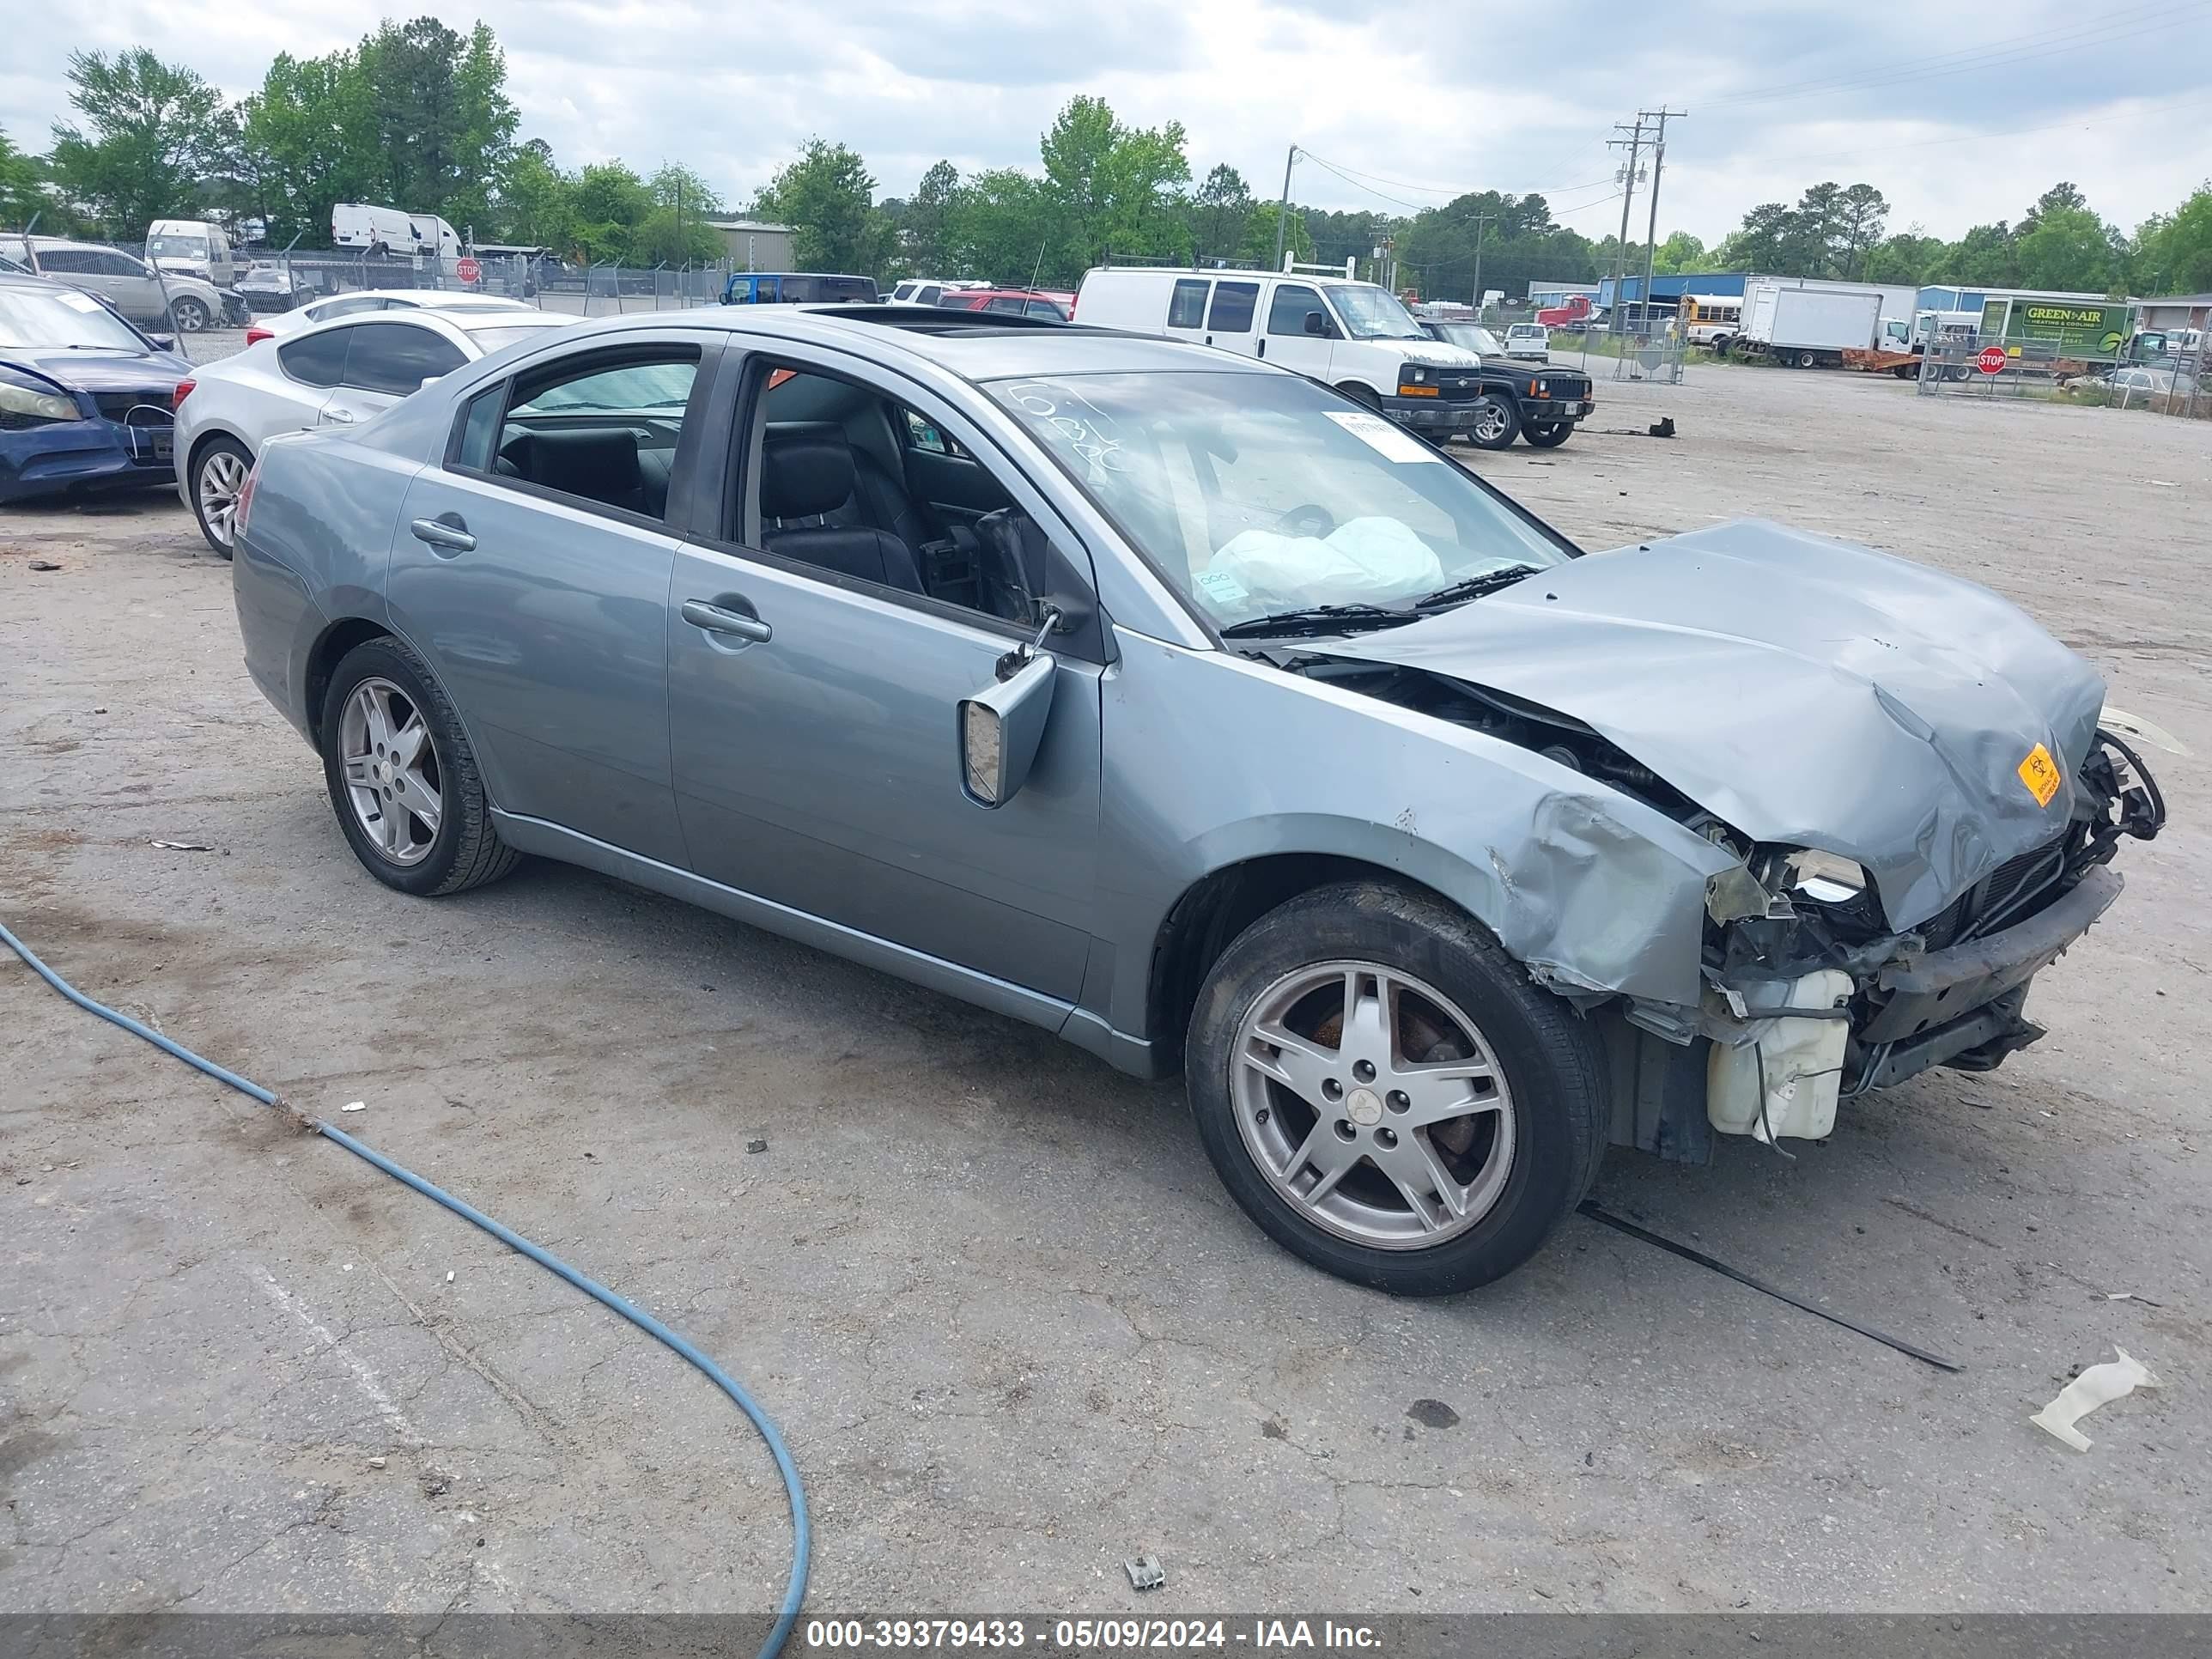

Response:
(242, 288), (537, 345)
(176, 307), (576, 555)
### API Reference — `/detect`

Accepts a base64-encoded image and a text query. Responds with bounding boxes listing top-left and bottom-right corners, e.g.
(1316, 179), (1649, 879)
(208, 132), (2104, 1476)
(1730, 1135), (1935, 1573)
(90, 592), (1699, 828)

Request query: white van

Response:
(1073, 261), (1498, 441)
(145, 219), (238, 288)
(330, 204), (463, 261)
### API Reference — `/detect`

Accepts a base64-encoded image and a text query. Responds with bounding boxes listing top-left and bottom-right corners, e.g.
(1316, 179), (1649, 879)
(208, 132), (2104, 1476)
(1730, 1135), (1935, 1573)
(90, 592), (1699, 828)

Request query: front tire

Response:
(319, 637), (519, 897)
(1463, 396), (1520, 450)
(1522, 422), (1572, 447)
(188, 435), (251, 558)
(1184, 882), (1608, 1296)
(168, 295), (210, 332)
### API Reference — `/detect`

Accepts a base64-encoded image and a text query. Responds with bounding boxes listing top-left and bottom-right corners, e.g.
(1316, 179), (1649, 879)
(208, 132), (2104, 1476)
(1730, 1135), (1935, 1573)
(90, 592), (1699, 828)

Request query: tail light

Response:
(172, 378), (195, 410)
(245, 324), (272, 345)
(234, 456), (261, 542)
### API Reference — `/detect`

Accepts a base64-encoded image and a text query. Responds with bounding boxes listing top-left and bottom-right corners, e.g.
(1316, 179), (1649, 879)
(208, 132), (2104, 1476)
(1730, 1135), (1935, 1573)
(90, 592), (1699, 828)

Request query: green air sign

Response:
(1984, 298), (2132, 360)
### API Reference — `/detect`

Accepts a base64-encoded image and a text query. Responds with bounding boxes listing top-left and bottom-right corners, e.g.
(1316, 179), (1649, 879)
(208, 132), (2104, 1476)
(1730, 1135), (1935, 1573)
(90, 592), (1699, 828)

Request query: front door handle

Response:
(321, 406), (356, 425)
(1256, 338), (1267, 358)
(410, 514), (475, 553)
(682, 599), (772, 642)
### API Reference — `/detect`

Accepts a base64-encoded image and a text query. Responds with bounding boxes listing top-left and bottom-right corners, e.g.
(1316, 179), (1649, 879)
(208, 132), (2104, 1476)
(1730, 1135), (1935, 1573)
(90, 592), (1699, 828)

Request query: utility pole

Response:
(1607, 118), (1645, 338)
(1638, 107), (1685, 338)
(1273, 144), (1299, 271)
(1466, 213), (1496, 313)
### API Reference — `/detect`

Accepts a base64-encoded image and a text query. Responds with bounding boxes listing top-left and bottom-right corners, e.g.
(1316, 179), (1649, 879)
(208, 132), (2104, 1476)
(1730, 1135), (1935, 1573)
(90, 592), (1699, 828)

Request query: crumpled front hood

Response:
(1327, 520), (2107, 930)
(2, 346), (190, 395)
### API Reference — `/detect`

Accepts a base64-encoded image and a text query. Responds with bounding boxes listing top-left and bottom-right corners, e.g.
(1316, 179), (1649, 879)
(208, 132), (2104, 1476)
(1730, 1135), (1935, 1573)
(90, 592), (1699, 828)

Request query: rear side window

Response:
(1168, 278), (1209, 328)
(985, 296), (1024, 314)
(1207, 282), (1260, 333)
(1025, 300), (1066, 319)
(278, 327), (352, 387)
(341, 321), (467, 395)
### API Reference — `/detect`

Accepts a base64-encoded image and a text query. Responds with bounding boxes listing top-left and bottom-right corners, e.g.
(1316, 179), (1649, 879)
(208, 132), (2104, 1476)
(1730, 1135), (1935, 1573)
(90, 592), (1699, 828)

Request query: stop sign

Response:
(1976, 345), (2006, 375)
(455, 255), (482, 285)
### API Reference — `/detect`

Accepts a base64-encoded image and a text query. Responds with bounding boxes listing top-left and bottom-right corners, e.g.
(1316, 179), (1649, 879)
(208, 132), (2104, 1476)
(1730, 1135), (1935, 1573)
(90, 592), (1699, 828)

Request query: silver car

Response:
(228, 306), (2164, 1294)
(177, 307), (576, 554)
(5, 235), (230, 332)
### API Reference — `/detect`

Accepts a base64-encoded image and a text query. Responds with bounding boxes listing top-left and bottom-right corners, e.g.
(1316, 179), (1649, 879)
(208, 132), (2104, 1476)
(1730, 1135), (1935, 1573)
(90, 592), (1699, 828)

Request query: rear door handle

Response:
(682, 599), (772, 642)
(321, 406), (356, 425)
(410, 514), (475, 553)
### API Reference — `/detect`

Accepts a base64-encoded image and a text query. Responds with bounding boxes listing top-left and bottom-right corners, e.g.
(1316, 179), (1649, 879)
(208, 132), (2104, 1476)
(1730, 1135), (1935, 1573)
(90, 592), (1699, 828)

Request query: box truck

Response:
(1735, 280), (1885, 368)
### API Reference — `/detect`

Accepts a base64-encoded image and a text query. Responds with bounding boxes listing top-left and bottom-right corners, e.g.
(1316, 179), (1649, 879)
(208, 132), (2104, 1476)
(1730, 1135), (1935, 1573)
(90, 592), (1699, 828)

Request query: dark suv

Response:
(1419, 319), (1594, 449)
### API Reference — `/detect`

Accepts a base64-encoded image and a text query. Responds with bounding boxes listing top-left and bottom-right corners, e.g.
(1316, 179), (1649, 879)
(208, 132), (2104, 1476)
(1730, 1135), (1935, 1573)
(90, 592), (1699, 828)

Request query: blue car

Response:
(720, 270), (878, 306)
(0, 271), (191, 505)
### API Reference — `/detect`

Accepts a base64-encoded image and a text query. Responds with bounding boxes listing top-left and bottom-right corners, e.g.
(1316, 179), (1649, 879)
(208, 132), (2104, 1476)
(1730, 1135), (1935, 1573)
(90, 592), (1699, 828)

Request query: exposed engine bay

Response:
(1271, 648), (2168, 1158)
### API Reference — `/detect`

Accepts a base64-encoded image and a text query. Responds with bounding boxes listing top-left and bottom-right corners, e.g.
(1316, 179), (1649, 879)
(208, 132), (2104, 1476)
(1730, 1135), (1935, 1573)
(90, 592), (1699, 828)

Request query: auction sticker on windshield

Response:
(2018, 742), (2063, 807)
(1325, 410), (1440, 464)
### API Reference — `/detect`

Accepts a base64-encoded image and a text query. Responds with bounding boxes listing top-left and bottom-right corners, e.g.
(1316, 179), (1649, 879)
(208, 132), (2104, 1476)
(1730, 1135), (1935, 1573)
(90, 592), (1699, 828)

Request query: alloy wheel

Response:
(196, 449), (246, 547)
(338, 678), (443, 866)
(1472, 403), (1510, 443)
(1231, 960), (1516, 1249)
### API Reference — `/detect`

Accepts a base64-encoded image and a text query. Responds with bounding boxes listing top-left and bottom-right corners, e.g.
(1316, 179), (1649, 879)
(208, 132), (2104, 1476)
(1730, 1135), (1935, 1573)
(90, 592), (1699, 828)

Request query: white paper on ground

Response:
(2030, 1347), (2160, 1451)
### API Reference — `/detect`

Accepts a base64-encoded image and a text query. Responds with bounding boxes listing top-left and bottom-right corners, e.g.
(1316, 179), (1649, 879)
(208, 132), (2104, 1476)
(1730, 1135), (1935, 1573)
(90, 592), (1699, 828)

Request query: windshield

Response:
(146, 234), (209, 261)
(989, 371), (1568, 631)
(0, 287), (149, 351)
(1431, 322), (1505, 356)
(1328, 284), (1428, 340)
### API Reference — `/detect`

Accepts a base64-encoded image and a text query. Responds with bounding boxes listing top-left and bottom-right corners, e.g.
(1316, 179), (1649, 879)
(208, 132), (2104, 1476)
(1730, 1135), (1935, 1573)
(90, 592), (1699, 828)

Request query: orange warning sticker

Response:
(2018, 743), (2063, 808)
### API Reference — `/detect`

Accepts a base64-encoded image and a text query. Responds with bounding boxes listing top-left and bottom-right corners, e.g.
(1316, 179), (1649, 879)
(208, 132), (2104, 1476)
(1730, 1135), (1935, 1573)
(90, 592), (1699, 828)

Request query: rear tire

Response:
(188, 435), (251, 559)
(1184, 881), (1608, 1296)
(1795, 349), (1817, 369)
(319, 636), (520, 897)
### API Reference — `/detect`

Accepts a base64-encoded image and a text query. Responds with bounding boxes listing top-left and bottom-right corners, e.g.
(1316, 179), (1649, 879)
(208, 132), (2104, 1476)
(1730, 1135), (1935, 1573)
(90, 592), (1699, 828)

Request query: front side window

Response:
(340, 322), (467, 395)
(88, 251), (146, 277)
(1206, 282), (1260, 333)
(985, 296), (1024, 314)
(278, 327), (353, 388)
(1167, 278), (1209, 329)
(1267, 284), (1326, 337)
(1329, 283), (1428, 340)
(988, 371), (1567, 633)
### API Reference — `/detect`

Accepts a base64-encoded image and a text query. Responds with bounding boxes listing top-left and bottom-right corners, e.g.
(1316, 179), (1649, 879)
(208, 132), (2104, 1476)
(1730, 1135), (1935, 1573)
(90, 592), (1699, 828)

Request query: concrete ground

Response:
(2, 362), (2206, 1620)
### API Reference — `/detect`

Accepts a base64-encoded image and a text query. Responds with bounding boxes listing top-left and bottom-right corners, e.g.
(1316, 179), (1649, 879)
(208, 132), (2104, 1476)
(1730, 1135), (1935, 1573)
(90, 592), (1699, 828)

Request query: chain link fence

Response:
(1915, 331), (2208, 420)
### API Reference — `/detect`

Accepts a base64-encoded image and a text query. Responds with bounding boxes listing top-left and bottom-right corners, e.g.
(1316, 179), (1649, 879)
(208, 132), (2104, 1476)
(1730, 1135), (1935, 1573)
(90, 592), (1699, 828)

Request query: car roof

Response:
(521, 303), (1279, 385)
(312, 289), (531, 307)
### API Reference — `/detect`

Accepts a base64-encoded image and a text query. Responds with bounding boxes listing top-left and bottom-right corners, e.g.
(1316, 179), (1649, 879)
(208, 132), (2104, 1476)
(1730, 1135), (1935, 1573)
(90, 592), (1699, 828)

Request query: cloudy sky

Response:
(5, 0), (2208, 245)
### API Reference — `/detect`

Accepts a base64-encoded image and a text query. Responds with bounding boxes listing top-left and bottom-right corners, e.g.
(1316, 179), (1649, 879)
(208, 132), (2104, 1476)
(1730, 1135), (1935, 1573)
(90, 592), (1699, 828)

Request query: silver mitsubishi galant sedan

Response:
(229, 303), (2165, 1295)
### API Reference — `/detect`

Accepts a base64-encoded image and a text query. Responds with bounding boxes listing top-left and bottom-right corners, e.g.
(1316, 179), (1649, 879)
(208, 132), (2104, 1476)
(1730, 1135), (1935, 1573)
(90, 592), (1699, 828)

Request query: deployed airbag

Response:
(1206, 516), (1443, 610)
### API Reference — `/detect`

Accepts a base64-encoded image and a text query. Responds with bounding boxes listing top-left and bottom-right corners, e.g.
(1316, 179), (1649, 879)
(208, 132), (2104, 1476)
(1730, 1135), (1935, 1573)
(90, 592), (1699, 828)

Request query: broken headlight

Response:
(1773, 848), (1868, 905)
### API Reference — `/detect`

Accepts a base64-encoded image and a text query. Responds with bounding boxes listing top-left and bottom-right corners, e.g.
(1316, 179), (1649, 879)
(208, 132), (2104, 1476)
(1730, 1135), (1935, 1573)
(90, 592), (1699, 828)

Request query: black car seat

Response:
(759, 436), (924, 593)
(499, 428), (658, 517)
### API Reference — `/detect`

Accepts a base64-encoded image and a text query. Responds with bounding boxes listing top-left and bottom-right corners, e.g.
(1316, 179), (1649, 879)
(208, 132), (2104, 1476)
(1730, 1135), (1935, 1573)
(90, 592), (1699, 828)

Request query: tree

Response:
(1837, 183), (1888, 277)
(493, 138), (573, 250)
(570, 161), (651, 261)
(1862, 229), (1948, 287)
(2132, 187), (2212, 295)
(239, 48), (380, 245)
(2013, 204), (2120, 293)
(1191, 163), (1253, 263)
(47, 49), (237, 234)
(356, 17), (517, 232)
(0, 125), (43, 228)
(945, 168), (1056, 283)
(754, 139), (894, 275)
(1948, 222), (2019, 286)
(1650, 231), (1706, 274)
(903, 160), (958, 275)
(1038, 96), (1189, 276)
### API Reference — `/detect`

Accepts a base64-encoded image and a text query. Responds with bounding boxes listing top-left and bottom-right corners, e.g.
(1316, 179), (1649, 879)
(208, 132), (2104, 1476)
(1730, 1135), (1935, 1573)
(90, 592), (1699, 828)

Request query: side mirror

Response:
(959, 648), (1056, 808)
(418, 375), (445, 391)
(146, 333), (176, 351)
(1303, 310), (1328, 337)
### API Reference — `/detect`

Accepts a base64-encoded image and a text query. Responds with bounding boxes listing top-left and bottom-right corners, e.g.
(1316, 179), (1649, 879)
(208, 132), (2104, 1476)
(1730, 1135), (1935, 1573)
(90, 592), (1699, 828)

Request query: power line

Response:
(1692, 0), (2205, 112)
(1293, 148), (1616, 203)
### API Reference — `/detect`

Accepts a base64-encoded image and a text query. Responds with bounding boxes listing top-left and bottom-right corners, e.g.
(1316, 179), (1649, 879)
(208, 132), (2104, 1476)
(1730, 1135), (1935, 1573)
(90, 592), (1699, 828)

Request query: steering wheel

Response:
(1279, 502), (1335, 538)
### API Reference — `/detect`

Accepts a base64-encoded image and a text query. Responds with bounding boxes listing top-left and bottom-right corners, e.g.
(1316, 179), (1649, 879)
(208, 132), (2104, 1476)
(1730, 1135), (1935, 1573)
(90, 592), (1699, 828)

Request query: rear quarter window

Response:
(278, 327), (352, 387)
(1207, 282), (1260, 333)
(1168, 278), (1209, 328)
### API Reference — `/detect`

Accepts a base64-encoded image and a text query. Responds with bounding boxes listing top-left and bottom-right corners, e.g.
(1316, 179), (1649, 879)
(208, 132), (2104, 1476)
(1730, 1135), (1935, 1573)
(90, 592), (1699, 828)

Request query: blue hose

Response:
(2, 917), (809, 1658)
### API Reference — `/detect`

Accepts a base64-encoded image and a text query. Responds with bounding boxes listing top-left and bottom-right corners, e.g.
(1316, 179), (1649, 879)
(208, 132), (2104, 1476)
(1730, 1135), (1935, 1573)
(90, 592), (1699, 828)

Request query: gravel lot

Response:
(2, 362), (2207, 1620)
